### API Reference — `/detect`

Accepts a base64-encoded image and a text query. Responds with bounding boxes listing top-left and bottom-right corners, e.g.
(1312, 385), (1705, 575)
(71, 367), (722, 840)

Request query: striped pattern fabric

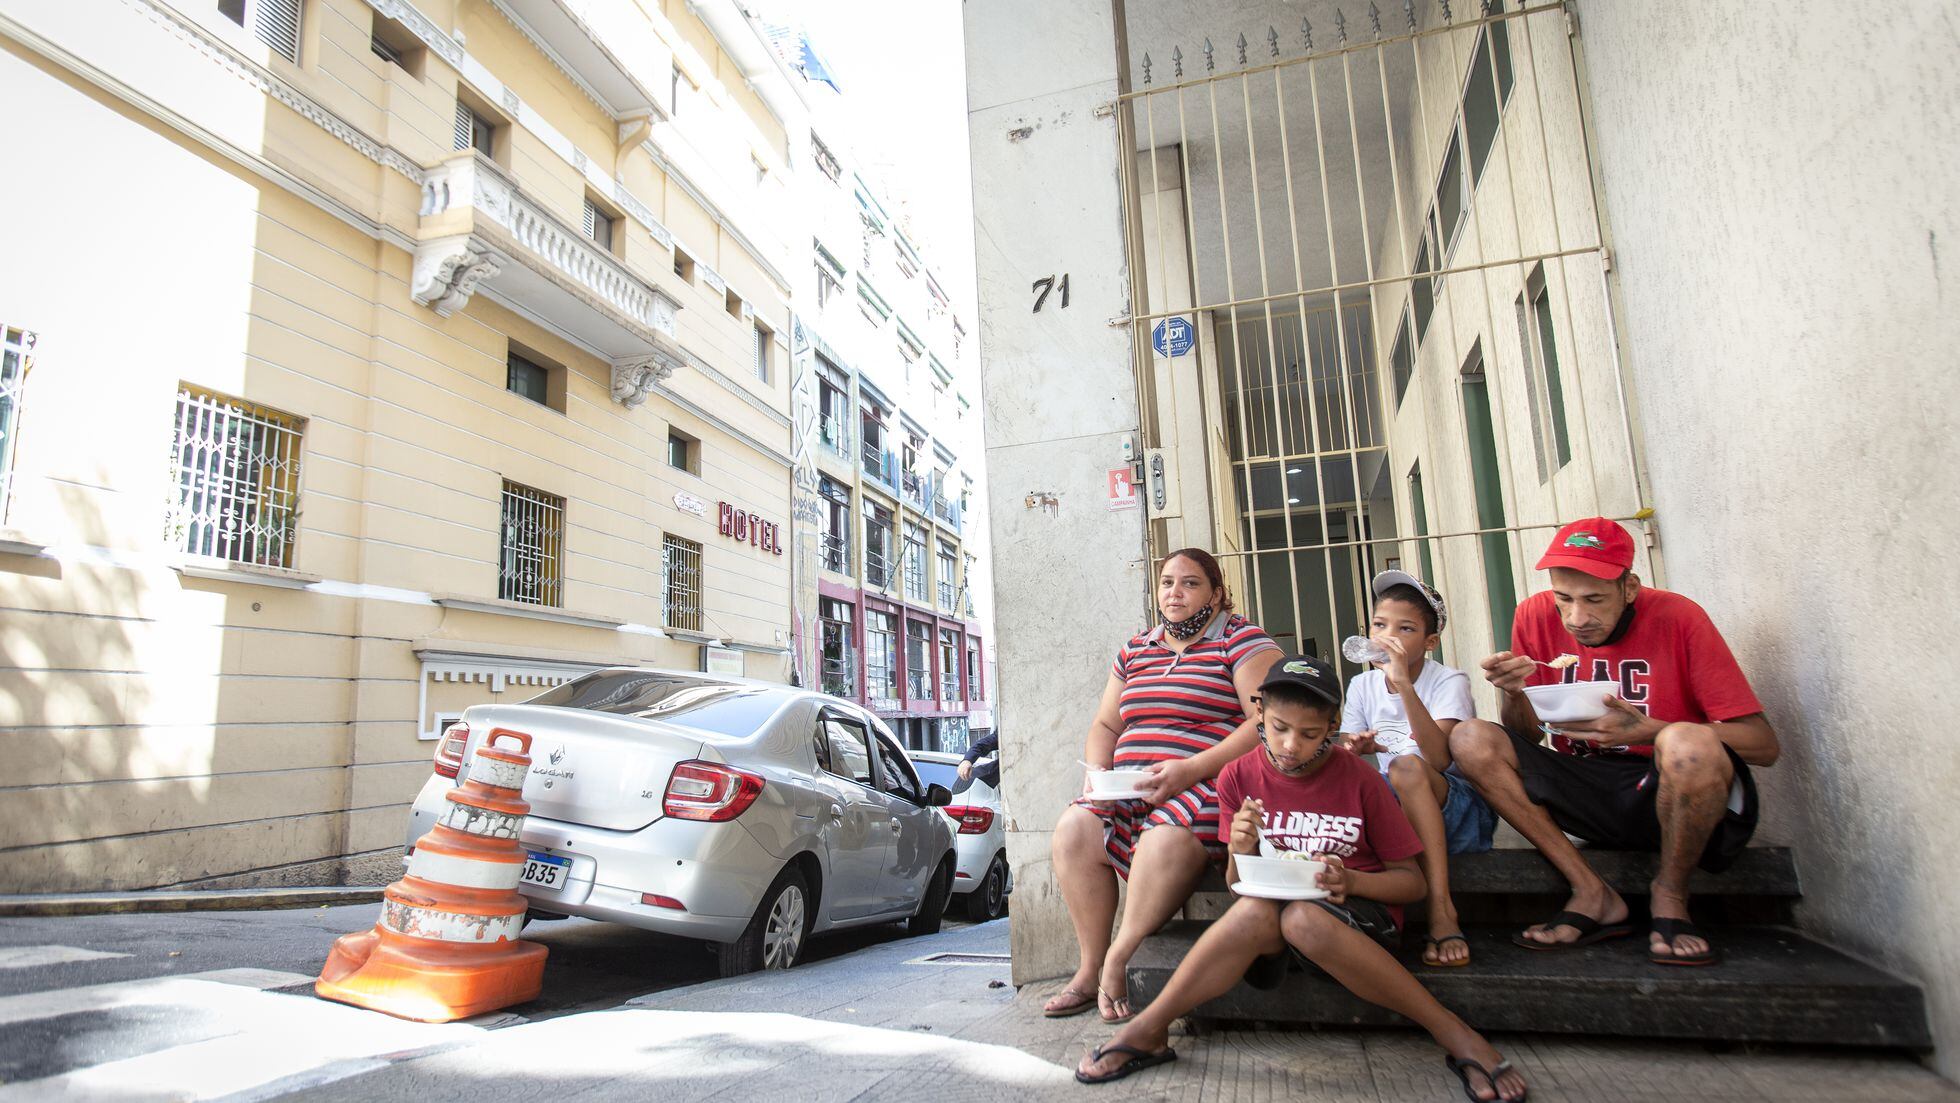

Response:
(1075, 613), (1280, 880)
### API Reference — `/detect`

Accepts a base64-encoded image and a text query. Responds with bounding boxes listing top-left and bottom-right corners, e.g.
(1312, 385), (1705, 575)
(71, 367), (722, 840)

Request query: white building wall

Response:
(1574, 0), (1960, 1074)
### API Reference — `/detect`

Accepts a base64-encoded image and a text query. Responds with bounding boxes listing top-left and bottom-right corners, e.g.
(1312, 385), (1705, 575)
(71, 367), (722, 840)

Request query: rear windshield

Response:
(525, 672), (783, 737)
(910, 759), (977, 797)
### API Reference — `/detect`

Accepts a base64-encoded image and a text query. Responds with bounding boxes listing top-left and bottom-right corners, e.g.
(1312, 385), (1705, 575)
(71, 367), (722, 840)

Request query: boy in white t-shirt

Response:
(1343, 571), (1497, 967)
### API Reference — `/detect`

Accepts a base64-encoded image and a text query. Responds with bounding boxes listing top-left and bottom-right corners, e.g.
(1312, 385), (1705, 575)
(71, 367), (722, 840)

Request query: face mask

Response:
(1263, 729), (1332, 775)
(1163, 603), (1214, 640)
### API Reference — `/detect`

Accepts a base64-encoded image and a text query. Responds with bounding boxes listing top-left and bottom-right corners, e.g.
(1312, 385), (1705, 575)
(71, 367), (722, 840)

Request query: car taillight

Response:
(663, 761), (765, 822)
(944, 805), (994, 834)
(433, 722), (470, 779)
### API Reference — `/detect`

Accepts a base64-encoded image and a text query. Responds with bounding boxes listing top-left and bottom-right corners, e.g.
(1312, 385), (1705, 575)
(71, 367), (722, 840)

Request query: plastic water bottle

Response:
(1341, 635), (1390, 665)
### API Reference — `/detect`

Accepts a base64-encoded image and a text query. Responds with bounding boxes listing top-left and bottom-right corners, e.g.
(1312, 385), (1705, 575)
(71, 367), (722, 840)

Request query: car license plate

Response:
(520, 852), (569, 890)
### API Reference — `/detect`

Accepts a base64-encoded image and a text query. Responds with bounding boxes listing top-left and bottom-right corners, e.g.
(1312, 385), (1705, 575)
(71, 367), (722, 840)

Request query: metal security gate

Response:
(1114, 0), (1653, 676)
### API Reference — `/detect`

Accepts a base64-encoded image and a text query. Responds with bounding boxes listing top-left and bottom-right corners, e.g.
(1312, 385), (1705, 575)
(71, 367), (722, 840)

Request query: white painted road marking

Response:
(0, 945), (132, 969)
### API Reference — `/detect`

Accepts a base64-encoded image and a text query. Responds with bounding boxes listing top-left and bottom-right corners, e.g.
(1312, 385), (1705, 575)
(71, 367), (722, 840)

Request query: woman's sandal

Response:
(1076, 1043), (1178, 1085)
(1423, 932), (1472, 968)
(1649, 917), (1720, 967)
(1098, 986), (1136, 1025)
(1445, 1055), (1528, 1102)
(1041, 985), (1096, 1018)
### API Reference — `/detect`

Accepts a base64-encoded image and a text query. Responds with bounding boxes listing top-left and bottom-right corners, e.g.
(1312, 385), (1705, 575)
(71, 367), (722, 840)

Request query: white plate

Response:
(1230, 880), (1330, 901)
(1084, 789), (1151, 801)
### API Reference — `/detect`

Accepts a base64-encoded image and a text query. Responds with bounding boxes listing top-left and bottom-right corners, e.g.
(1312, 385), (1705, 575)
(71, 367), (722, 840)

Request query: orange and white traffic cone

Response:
(315, 728), (548, 1022)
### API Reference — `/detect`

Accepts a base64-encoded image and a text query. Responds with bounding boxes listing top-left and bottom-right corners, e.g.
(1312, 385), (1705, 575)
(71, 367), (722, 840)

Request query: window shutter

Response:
(582, 198), (598, 239)
(253, 0), (302, 63)
(453, 101), (472, 152)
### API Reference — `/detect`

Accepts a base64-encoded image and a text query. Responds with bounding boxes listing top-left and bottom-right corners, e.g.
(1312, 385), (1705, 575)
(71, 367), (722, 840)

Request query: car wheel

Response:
(962, 854), (1008, 922)
(715, 866), (810, 978)
(906, 857), (954, 937)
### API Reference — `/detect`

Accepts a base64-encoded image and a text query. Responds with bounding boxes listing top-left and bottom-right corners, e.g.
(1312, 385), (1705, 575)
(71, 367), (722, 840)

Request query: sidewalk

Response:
(282, 920), (1958, 1102)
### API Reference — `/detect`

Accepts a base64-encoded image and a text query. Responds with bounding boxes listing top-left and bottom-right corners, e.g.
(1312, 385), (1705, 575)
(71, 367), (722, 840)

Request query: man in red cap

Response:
(1447, 518), (1778, 967)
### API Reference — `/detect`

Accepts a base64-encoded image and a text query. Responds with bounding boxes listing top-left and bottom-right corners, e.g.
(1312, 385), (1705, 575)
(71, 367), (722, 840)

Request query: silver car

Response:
(404, 669), (958, 976)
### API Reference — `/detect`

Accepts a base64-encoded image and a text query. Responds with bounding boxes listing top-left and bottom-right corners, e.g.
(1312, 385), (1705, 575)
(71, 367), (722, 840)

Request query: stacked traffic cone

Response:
(316, 728), (548, 1022)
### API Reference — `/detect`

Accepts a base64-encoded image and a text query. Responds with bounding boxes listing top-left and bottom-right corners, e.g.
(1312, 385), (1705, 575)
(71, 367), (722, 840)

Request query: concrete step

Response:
(1128, 920), (1929, 1049)
(1194, 847), (1800, 898)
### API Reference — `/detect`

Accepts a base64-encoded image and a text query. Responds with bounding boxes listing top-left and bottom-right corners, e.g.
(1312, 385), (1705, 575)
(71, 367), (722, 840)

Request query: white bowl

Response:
(1086, 767), (1151, 796)
(1524, 680), (1617, 723)
(1234, 853), (1325, 891)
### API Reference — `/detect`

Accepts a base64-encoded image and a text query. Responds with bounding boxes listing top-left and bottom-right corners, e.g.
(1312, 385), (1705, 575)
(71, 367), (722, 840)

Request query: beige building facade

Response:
(0, 0), (805, 890)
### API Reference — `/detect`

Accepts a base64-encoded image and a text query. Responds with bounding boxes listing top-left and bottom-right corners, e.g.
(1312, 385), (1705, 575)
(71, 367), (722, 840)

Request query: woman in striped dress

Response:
(1043, 548), (1283, 1024)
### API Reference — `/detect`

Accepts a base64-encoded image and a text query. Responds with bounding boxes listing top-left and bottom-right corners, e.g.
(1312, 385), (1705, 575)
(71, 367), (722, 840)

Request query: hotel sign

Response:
(718, 501), (784, 555)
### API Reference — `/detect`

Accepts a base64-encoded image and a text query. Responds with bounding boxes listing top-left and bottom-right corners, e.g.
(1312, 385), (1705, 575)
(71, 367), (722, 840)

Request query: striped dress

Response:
(1075, 612), (1281, 879)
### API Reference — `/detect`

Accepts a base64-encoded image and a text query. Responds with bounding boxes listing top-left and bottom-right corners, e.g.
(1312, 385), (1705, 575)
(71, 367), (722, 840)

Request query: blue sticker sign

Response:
(1152, 316), (1195, 358)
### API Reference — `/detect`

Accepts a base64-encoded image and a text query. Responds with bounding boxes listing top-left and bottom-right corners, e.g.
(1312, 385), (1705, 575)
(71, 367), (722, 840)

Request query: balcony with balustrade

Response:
(413, 151), (686, 408)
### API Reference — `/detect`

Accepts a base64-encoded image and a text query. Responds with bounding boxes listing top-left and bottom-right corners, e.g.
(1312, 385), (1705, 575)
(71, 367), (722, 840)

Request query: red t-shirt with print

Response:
(1214, 745), (1423, 924)
(1513, 587), (1764, 757)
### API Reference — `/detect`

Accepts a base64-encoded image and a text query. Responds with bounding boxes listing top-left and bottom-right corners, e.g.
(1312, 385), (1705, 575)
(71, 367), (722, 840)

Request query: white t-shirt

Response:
(1340, 660), (1477, 773)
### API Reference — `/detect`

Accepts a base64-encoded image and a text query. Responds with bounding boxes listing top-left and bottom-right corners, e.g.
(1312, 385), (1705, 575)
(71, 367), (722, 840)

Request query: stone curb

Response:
(0, 886), (387, 917)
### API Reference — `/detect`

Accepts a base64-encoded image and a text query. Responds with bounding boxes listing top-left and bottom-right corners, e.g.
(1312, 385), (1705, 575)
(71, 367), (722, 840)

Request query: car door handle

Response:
(828, 803), (844, 820)
(889, 820), (903, 833)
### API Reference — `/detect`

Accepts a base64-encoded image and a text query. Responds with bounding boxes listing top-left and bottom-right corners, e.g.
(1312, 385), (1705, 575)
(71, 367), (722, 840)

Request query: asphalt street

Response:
(0, 901), (990, 1098)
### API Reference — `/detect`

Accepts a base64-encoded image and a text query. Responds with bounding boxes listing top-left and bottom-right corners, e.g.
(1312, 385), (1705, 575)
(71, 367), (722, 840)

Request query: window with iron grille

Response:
(168, 385), (305, 568)
(498, 480), (564, 606)
(820, 477), (851, 574)
(811, 134), (842, 183)
(220, 0), (301, 63)
(860, 407), (890, 484)
(905, 619), (932, 699)
(939, 628), (961, 703)
(863, 500), (893, 589)
(662, 533), (703, 631)
(936, 544), (956, 609)
(864, 609), (897, 701)
(902, 523), (928, 603)
(819, 597), (855, 698)
(0, 324), (35, 523)
(966, 641), (981, 700)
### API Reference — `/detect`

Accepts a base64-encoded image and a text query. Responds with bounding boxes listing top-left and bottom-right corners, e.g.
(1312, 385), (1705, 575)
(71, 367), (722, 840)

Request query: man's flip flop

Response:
(1511, 910), (1632, 951)
(1076, 1043), (1178, 1085)
(1649, 917), (1720, 967)
(1445, 1055), (1528, 1102)
(1423, 933), (1472, 968)
(1041, 985), (1096, 1018)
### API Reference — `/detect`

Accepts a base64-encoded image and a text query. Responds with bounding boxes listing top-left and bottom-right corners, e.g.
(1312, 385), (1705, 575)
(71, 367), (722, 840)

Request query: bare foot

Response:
(1076, 1020), (1172, 1080)
(1519, 881), (1627, 946)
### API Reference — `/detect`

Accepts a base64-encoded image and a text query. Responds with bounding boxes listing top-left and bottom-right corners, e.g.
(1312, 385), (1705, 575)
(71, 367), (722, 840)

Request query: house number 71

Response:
(1032, 274), (1070, 313)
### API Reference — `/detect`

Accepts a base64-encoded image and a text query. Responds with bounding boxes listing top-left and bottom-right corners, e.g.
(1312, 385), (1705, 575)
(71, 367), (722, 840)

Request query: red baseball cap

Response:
(1536, 518), (1635, 579)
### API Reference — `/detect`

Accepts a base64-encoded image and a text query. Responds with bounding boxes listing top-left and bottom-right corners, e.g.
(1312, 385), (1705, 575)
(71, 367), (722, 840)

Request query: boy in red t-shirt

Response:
(1076, 656), (1528, 1103)
(1449, 518), (1780, 967)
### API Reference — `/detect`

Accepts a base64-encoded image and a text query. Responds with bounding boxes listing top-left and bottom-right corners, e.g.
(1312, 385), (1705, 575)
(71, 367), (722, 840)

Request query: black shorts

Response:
(1243, 897), (1399, 991)
(1502, 726), (1759, 872)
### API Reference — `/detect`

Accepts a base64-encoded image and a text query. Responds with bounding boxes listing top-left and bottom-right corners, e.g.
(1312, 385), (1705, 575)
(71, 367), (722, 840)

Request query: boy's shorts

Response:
(1383, 757), (1497, 855)
(1502, 726), (1759, 872)
(1242, 896), (1399, 990)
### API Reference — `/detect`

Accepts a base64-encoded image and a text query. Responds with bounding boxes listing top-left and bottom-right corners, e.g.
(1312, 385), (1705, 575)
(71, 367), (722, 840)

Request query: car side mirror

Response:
(924, 783), (954, 807)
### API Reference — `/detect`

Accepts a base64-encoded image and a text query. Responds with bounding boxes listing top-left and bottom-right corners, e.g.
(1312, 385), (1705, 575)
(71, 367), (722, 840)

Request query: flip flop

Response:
(1423, 933), (1472, 968)
(1511, 910), (1632, 951)
(1076, 1042), (1178, 1085)
(1041, 985), (1096, 1018)
(1098, 986), (1136, 1025)
(1445, 1055), (1528, 1102)
(1649, 917), (1720, 967)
